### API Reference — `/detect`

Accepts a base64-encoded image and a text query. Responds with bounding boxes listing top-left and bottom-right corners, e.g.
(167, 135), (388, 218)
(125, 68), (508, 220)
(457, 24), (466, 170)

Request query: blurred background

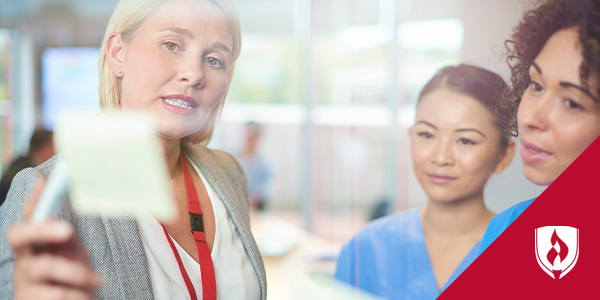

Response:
(0, 0), (546, 298)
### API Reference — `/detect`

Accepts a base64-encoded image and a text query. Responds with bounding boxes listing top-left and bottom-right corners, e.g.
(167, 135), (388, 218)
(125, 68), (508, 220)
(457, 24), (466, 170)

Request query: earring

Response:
(117, 69), (122, 74)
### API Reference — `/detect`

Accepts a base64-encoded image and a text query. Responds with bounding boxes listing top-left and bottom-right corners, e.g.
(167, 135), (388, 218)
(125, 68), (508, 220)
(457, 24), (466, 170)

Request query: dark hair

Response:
(417, 64), (516, 149)
(28, 129), (53, 155)
(506, 0), (600, 102)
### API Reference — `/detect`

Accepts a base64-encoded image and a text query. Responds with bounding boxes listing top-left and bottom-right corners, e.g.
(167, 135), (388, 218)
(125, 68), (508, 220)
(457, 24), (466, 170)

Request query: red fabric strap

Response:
(180, 153), (217, 300)
(160, 153), (217, 300)
(161, 224), (198, 300)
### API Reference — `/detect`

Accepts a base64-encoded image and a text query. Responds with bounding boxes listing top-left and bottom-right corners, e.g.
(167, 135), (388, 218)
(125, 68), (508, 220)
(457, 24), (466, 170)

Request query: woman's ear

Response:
(493, 140), (516, 174)
(107, 32), (125, 77)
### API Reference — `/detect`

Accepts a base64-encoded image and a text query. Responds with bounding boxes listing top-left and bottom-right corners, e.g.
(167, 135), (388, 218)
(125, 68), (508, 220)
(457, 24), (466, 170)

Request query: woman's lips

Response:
(427, 174), (457, 184)
(521, 140), (552, 164)
(161, 95), (198, 115)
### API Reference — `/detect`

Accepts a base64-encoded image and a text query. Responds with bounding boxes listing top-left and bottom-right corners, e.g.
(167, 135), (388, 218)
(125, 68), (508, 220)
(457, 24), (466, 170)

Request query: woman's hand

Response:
(7, 182), (101, 300)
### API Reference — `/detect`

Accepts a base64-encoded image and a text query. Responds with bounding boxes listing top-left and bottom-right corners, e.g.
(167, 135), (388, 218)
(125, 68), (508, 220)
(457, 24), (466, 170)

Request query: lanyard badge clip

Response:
(189, 212), (205, 234)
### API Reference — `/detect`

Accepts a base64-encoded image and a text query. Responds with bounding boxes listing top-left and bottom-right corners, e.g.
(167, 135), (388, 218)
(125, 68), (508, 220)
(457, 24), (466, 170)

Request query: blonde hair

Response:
(98, 0), (242, 145)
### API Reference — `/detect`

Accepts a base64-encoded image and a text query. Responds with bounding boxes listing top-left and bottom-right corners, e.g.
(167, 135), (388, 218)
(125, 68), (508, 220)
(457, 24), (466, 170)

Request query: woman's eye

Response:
(530, 81), (543, 92)
(564, 99), (583, 110)
(164, 42), (178, 51)
(458, 138), (476, 145)
(417, 132), (433, 139)
(205, 57), (222, 67)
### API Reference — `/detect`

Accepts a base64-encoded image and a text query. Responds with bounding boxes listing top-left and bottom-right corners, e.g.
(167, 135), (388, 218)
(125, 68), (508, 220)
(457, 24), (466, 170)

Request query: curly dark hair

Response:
(506, 0), (600, 102)
(418, 64), (517, 149)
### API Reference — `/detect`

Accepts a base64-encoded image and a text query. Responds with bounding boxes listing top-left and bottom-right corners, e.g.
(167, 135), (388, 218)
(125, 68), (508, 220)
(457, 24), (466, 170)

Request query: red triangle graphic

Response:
(439, 137), (600, 299)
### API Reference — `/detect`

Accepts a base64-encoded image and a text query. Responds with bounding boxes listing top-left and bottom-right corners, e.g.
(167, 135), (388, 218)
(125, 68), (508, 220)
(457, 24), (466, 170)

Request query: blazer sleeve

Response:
(0, 167), (40, 299)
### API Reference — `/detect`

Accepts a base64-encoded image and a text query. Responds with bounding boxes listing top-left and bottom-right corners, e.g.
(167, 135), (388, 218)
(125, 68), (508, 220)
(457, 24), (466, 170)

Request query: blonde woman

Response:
(0, 0), (266, 299)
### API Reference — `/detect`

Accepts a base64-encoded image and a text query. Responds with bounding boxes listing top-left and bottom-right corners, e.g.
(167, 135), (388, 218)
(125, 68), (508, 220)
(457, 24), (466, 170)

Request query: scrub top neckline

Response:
(413, 208), (483, 292)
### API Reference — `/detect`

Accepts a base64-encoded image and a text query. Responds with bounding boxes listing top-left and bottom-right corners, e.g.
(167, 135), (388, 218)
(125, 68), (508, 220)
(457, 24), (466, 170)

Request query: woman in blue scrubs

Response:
(335, 64), (517, 299)
(480, 0), (600, 251)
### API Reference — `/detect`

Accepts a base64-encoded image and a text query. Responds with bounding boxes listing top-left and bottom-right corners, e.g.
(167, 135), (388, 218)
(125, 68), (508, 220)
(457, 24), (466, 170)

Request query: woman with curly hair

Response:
(481, 0), (600, 250)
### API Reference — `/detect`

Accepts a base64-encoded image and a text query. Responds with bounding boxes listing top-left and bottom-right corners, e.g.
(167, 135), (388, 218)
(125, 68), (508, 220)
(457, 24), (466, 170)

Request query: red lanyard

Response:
(160, 154), (217, 300)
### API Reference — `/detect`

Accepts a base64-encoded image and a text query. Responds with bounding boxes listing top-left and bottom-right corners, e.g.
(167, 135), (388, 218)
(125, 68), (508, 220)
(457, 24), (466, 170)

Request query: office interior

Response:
(0, 0), (547, 298)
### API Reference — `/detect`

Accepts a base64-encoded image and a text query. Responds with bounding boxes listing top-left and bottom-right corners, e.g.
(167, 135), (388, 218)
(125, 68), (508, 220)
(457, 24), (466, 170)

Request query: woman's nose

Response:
(518, 92), (551, 132)
(178, 59), (205, 89)
(432, 139), (454, 166)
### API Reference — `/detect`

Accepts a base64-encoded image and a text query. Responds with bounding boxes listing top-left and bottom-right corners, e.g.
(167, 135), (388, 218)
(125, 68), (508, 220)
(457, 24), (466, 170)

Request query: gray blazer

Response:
(0, 144), (267, 299)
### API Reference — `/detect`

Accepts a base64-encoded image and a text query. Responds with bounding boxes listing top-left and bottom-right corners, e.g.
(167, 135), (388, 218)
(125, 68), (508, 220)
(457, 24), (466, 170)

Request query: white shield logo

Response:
(535, 226), (579, 279)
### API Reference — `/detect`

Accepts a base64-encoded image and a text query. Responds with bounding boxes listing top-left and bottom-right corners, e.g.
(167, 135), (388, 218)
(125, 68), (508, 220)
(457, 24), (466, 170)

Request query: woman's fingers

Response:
(20, 254), (102, 290)
(12, 230), (101, 300)
(9, 221), (101, 299)
(9, 179), (101, 299)
(16, 284), (96, 300)
(7, 221), (74, 252)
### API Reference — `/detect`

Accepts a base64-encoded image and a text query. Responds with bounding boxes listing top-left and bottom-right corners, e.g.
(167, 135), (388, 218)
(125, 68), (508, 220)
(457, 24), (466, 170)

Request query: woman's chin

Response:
(523, 166), (555, 186)
(156, 125), (201, 140)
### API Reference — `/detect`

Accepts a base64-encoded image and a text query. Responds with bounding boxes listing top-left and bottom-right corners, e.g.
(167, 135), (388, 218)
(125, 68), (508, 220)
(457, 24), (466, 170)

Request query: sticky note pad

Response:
(55, 112), (176, 221)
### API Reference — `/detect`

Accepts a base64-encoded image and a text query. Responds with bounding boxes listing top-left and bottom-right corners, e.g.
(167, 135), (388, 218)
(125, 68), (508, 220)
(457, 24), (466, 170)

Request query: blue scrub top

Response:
(335, 208), (481, 300)
(479, 198), (535, 253)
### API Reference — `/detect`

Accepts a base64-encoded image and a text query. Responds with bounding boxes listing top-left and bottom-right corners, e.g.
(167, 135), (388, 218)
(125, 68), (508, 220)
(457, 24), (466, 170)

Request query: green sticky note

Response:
(55, 112), (176, 221)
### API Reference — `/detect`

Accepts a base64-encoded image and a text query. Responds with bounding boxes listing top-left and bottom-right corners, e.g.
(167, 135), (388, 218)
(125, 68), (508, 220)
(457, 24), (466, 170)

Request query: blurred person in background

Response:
(235, 121), (272, 211)
(0, 0), (266, 299)
(369, 196), (392, 221)
(0, 129), (55, 206)
(335, 64), (517, 299)
(481, 0), (600, 250)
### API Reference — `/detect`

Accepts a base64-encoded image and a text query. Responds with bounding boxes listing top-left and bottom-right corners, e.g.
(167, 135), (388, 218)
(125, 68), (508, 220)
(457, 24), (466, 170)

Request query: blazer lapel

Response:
(183, 144), (249, 227)
(101, 217), (154, 300)
(183, 144), (267, 300)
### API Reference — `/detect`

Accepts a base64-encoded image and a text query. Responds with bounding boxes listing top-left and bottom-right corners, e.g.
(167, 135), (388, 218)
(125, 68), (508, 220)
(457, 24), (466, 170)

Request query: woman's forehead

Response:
(130, 0), (233, 45)
(143, 0), (230, 31)
(534, 28), (583, 82)
(416, 89), (496, 129)
(534, 27), (599, 99)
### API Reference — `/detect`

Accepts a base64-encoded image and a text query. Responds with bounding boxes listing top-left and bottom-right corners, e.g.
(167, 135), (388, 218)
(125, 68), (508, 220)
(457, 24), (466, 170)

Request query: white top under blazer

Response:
(137, 159), (261, 300)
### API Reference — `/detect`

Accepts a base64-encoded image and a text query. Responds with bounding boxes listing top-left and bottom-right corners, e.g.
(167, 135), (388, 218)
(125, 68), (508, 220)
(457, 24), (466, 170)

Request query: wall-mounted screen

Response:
(41, 47), (100, 130)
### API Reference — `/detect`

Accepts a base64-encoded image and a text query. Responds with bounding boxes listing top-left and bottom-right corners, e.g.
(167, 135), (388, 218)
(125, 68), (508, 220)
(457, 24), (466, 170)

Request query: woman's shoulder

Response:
(185, 145), (249, 208)
(480, 198), (536, 252)
(185, 145), (245, 176)
(488, 198), (535, 231)
(1, 155), (77, 221)
(1, 155), (59, 210)
(498, 198), (535, 218)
